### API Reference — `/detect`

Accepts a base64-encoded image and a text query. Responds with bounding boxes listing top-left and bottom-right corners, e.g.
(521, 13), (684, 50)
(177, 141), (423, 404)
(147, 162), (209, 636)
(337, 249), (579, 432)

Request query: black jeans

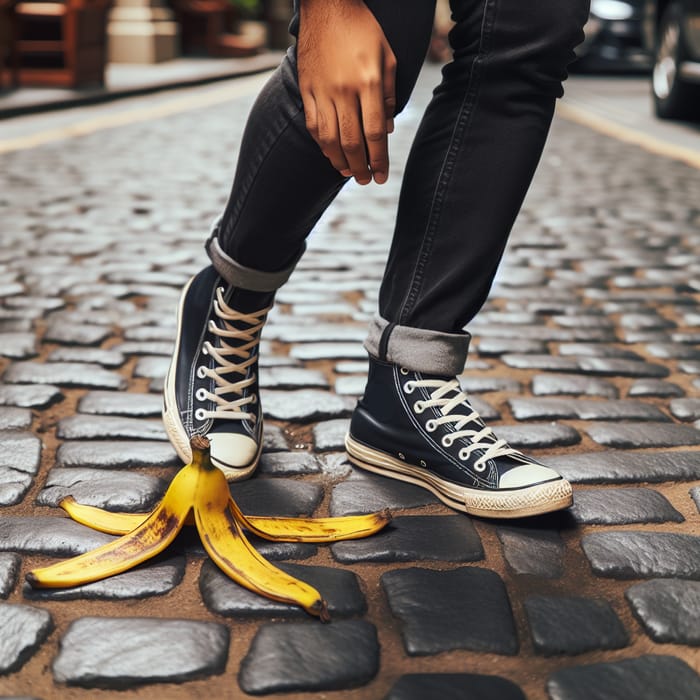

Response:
(206, 0), (590, 375)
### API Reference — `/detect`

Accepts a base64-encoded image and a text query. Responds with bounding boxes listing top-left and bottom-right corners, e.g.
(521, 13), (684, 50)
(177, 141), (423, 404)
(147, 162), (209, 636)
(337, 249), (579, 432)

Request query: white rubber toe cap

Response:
(207, 433), (259, 470)
(499, 463), (564, 489)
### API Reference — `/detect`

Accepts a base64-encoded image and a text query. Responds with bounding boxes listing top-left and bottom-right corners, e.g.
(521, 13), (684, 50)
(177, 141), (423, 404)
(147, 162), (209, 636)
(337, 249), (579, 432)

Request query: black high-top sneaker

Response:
(163, 265), (273, 481)
(345, 357), (573, 518)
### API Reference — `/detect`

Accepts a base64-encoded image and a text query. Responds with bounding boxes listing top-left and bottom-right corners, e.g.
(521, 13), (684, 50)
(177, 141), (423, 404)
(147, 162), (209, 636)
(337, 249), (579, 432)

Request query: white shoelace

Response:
(405, 378), (520, 470)
(195, 287), (271, 422)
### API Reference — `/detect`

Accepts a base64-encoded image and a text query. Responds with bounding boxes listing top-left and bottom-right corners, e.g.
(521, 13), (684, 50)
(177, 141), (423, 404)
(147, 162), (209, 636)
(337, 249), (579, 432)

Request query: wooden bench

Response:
(14, 0), (111, 87)
(0, 0), (19, 88)
(174, 0), (263, 58)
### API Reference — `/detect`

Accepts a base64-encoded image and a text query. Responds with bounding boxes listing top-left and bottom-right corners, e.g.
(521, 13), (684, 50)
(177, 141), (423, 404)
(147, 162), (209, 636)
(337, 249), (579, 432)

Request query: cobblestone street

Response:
(0, 63), (700, 699)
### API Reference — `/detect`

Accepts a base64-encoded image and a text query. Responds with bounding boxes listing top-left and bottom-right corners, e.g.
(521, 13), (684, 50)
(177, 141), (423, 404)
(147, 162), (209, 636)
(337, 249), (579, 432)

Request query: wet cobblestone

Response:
(0, 62), (699, 698)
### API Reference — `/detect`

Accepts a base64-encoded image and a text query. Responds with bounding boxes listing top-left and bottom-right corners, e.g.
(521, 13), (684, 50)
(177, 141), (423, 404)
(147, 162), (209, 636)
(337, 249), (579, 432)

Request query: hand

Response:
(297, 0), (396, 185)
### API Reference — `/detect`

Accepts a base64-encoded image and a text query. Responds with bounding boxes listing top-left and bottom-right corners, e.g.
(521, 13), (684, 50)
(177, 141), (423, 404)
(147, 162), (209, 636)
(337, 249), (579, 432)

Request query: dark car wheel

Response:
(652, 2), (700, 119)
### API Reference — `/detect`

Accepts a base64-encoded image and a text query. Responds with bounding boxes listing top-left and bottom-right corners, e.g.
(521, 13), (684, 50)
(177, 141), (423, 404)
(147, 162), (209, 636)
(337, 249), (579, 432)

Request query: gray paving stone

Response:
(239, 619), (379, 694)
(262, 424), (287, 452)
(547, 450), (700, 484)
(547, 655), (700, 700)
(47, 347), (126, 368)
(584, 422), (700, 448)
(56, 415), (167, 441)
(53, 617), (229, 687)
(318, 452), (353, 477)
(329, 472), (440, 516)
(44, 321), (112, 346)
(531, 374), (619, 398)
(458, 375), (522, 393)
(334, 375), (366, 396)
(0, 334), (37, 360)
(497, 527), (564, 578)
(582, 531), (700, 579)
(332, 515), (483, 563)
(24, 558), (185, 602)
(626, 579), (700, 645)
(133, 356), (169, 380)
(262, 389), (351, 422)
(257, 451), (321, 476)
(199, 559), (365, 618)
(646, 342), (700, 360)
(628, 379), (685, 397)
(691, 486), (700, 512)
(619, 313), (676, 331)
(36, 468), (167, 511)
(0, 383), (62, 409)
(0, 470), (32, 506)
(0, 432), (41, 475)
(559, 343), (642, 359)
(382, 567), (517, 656)
(386, 673), (526, 700)
(509, 398), (667, 421)
(259, 367), (329, 389)
(334, 361), (368, 374)
(231, 479), (323, 517)
(0, 516), (113, 555)
(0, 407), (31, 431)
(524, 595), (628, 656)
(501, 355), (580, 372)
(475, 338), (547, 356)
(679, 360), (700, 374)
(114, 341), (174, 356)
(3, 362), (126, 390)
(670, 398), (700, 422)
(290, 343), (368, 361)
(570, 488), (684, 525)
(495, 423), (580, 448)
(56, 440), (179, 469)
(0, 603), (53, 674)
(0, 553), (20, 598)
(577, 357), (670, 377)
(313, 419), (350, 451)
(77, 391), (162, 417)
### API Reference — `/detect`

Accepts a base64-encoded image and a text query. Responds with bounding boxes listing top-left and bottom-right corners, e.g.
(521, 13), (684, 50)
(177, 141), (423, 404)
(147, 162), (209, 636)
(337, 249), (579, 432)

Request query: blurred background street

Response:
(0, 1), (700, 699)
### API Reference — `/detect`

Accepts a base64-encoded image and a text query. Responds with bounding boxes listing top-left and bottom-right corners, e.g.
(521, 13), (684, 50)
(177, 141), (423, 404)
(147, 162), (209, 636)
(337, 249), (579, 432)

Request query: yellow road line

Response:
(557, 100), (700, 170)
(0, 74), (268, 155)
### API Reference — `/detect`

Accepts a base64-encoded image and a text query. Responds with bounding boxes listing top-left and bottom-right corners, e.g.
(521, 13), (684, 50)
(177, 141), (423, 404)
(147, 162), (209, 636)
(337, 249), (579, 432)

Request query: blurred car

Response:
(643, 0), (700, 119)
(574, 0), (651, 71)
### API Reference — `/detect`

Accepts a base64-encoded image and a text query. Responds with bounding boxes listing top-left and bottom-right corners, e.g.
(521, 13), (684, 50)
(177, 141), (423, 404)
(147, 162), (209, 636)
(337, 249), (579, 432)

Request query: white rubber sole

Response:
(345, 434), (573, 519)
(162, 276), (260, 483)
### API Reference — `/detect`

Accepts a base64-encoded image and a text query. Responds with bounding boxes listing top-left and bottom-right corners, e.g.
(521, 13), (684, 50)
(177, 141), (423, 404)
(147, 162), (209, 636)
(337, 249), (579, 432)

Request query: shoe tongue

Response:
(216, 286), (274, 335)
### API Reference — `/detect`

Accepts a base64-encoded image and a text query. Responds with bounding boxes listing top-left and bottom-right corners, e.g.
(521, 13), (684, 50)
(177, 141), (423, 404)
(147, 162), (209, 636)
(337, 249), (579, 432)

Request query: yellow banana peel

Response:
(26, 435), (391, 621)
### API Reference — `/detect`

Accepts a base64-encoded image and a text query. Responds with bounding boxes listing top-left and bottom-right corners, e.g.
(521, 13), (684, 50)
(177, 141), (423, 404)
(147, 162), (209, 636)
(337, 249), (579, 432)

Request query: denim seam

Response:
(220, 103), (306, 246)
(397, 0), (497, 326)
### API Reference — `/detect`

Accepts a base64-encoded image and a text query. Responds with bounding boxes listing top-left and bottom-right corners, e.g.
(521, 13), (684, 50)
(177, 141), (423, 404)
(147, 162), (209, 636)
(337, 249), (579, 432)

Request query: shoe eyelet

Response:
(195, 388), (207, 401)
(420, 459), (427, 467)
(413, 401), (425, 414)
(474, 462), (487, 473)
(442, 435), (453, 448)
(425, 419), (437, 432)
(249, 394), (258, 404)
(202, 346), (209, 356)
(398, 452), (405, 460)
(403, 381), (415, 394)
(400, 367), (409, 375)
(194, 408), (207, 421)
(196, 366), (207, 379)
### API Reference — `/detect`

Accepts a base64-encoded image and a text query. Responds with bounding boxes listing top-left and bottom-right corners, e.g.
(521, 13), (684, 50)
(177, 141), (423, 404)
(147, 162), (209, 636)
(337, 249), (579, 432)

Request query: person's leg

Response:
(163, 0), (436, 479)
(347, 0), (590, 517)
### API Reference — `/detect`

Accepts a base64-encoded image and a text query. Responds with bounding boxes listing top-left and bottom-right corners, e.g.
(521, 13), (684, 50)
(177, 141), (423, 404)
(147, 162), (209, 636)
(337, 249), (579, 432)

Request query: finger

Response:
(337, 100), (371, 185)
(316, 100), (351, 176)
(301, 89), (319, 142)
(383, 42), (397, 125)
(360, 80), (389, 185)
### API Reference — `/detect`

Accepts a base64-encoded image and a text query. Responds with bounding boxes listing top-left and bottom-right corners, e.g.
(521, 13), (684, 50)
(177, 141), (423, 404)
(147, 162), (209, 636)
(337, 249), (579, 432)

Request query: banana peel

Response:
(26, 435), (391, 621)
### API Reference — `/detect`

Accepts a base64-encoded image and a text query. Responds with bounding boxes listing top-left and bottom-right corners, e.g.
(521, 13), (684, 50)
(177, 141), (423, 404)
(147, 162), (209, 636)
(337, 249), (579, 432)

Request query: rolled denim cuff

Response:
(364, 315), (471, 376)
(205, 223), (304, 293)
